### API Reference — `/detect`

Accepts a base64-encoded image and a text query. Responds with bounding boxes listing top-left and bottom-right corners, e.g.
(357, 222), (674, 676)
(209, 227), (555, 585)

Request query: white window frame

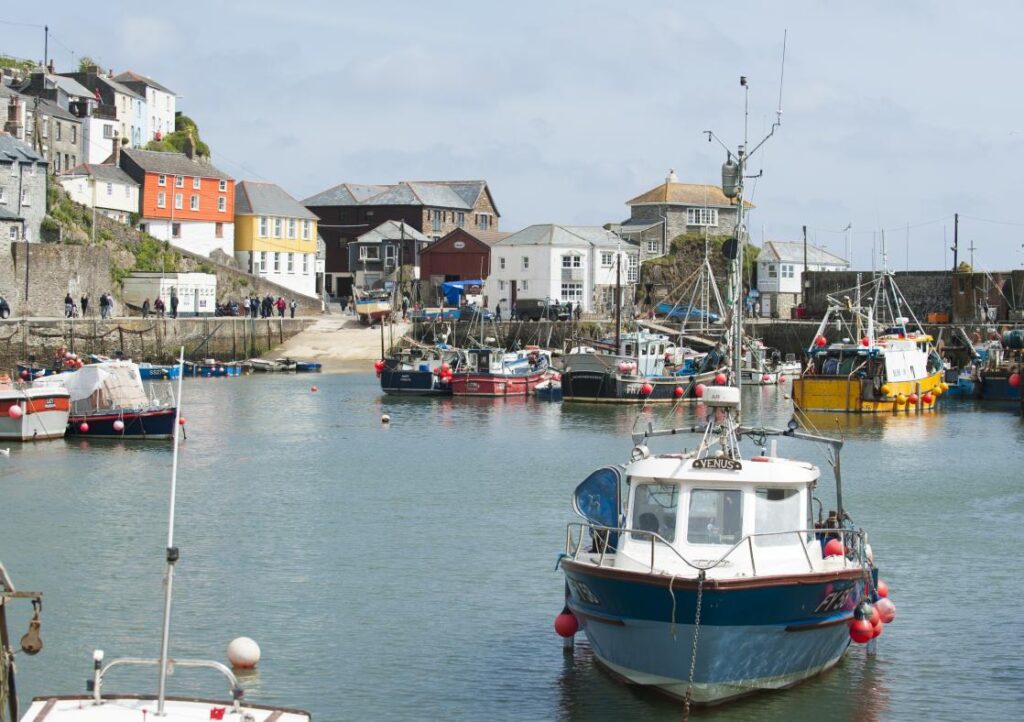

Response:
(274, 218), (283, 237)
(21, 189), (30, 207)
(499, 257), (505, 270)
(686, 207), (719, 227)
(646, 239), (660, 254)
(768, 264), (777, 278)
(217, 196), (226, 212)
(627, 254), (639, 283)
(9, 226), (18, 240)
(499, 280), (505, 291)
(288, 218), (296, 239)
(273, 252), (280, 271)
(259, 217), (268, 237)
(521, 280), (528, 291)
(190, 194), (199, 211)
(359, 246), (379, 261)
(175, 176), (184, 188)
(218, 179), (227, 192)
(157, 191), (166, 208)
(302, 254), (309, 274)
(158, 174), (166, 186)
(521, 256), (529, 270)
(302, 220), (311, 240)
(192, 176), (201, 190)
(561, 254), (582, 269)
(174, 193), (183, 210)
(287, 253), (294, 273)
(601, 251), (613, 267)
(561, 283), (583, 302)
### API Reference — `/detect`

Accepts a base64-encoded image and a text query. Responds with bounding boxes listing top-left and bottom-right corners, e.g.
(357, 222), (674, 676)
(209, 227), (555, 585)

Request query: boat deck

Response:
(20, 696), (310, 721)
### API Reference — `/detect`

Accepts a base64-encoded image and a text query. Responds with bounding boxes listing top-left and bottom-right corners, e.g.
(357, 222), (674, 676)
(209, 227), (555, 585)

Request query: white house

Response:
(121, 272), (217, 316)
(756, 240), (849, 318)
(113, 71), (175, 141)
(59, 163), (140, 224)
(485, 225), (639, 313)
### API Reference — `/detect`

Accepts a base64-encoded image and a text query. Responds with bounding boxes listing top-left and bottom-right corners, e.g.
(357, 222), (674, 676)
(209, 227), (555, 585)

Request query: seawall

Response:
(0, 317), (314, 370)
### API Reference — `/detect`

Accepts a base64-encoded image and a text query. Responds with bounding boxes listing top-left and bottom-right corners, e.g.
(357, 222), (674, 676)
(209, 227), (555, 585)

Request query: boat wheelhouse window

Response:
(687, 489), (742, 545)
(754, 488), (803, 547)
(630, 483), (678, 543)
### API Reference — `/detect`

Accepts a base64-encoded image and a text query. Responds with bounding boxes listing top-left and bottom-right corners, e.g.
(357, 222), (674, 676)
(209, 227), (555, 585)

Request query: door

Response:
(511, 281), (518, 306)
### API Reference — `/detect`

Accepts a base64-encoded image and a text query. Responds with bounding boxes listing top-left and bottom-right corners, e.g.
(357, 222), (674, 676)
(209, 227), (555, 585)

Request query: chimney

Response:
(86, 64), (100, 76)
(183, 129), (196, 160)
(46, 60), (55, 74)
(108, 68), (114, 78)
(112, 130), (120, 166)
(666, 168), (679, 183)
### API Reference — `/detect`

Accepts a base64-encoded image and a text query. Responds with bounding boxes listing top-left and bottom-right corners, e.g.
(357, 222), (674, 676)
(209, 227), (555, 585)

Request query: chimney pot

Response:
(112, 131), (121, 166)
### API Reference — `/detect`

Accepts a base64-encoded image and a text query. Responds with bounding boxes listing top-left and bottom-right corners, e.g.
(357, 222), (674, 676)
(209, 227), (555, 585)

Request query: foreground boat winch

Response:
(555, 386), (894, 706)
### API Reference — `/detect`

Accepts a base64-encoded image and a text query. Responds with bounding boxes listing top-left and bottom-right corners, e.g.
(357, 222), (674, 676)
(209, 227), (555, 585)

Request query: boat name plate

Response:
(692, 458), (743, 471)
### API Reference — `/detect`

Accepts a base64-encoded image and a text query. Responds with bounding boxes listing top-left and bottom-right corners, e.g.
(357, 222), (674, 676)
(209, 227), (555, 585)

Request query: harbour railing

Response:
(564, 522), (867, 577)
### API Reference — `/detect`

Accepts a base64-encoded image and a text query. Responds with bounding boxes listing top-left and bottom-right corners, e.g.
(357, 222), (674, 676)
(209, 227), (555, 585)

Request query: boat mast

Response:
(156, 347), (186, 715)
(615, 241), (622, 353)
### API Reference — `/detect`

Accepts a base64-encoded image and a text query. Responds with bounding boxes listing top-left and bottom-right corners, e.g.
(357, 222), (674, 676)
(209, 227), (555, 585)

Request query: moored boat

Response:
(184, 359), (244, 377)
(378, 346), (463, 395)
(557, 386), (893, 704)
(449, 347), (552, 397)
(34, 360), (178, 439)
(0, 375), (71, 440)
(354, 289), (393, 325)
(791, 274), (946, 413)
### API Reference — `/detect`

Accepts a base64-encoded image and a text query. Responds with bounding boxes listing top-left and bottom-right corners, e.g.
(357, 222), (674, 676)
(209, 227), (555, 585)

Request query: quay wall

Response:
(0, 317), (314, 370)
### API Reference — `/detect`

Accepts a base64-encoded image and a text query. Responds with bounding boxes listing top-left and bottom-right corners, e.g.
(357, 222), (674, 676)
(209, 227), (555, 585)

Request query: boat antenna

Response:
(157, 346), (186, 715)
(703, 30), (787, 421)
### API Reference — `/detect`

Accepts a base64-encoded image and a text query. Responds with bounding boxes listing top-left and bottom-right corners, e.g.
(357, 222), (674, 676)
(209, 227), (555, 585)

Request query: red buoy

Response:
(79, 422), (89, 433)
(178, 417), (186, 425)
(762, 374), (771, 382)
(815, 336), (828, 348)
(849, 618), (873, 644)
(554, 610), (579, 638)
(714, 372), (727, 385)
(875, 596), (896, 623)
(694, 383), (705, 398)
(778, 376), (786, 383)
(861, 337), (870, 347)
(20, 369), (29, 379)
(824, 539), (844, 557)
(673, 386), (684, 398)
(640, 383), (654, 397)
(8, 405), (23, 420)
(876, 580), (889, 598)
(907, 393), (919, 406)
(374, 360), (385, 373)
(1009, 372), (1021, 388)
(311, 386), (318, 392)
(871, 617), (883, 638)
(922, 392), (934, 405)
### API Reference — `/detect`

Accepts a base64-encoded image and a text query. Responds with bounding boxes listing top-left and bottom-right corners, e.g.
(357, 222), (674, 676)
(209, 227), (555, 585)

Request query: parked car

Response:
(516, 298), (570, 321)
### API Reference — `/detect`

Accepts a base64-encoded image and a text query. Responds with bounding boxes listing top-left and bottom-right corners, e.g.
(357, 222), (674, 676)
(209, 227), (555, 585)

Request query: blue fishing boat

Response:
(138, 362), (181, 380)
(184, 360), (244, 377)
(293, 360), (322, 373)
(557, 386), (892, 705)
(378, 346), (463, 396)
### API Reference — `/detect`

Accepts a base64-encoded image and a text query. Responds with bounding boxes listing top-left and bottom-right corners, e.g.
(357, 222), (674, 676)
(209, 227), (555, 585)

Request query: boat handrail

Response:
(564, 521), (864, 576)
(91, 656), (243, 712)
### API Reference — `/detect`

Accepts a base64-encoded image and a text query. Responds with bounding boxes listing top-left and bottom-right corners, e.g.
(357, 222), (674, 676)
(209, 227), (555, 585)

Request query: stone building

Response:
(303, 180), (500, 299)
(613, 170), (752, 261)
(0, 133), (48, 243)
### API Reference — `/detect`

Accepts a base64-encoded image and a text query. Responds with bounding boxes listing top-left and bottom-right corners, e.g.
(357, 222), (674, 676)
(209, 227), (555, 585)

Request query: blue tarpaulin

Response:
(441, 280), (484, 306)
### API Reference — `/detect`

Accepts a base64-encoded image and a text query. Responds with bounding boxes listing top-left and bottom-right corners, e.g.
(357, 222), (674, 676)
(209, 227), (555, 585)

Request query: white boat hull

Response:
(0, 388), (71, 440)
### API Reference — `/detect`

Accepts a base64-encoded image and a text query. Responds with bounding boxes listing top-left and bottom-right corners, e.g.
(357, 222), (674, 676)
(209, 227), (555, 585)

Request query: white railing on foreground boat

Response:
(90, 655), (243, 713)
(564, 522), (867, 577)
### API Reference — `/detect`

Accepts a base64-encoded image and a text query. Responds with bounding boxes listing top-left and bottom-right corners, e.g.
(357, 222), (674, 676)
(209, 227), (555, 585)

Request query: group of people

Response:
(242, 294), (297, 319)
(63, 291), (116, 319)
(140, 295), (173, 319)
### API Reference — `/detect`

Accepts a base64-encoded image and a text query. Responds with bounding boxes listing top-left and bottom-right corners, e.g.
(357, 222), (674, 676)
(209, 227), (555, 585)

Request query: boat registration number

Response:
(814, 585), (854, 613)
(692, 458), (743, 471)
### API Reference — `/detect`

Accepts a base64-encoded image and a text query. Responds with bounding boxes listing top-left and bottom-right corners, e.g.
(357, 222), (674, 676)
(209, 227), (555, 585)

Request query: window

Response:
(287, 253), (294, 273)
(158, 174), (167, 186)
(0, 187), (5, 203)
(274, 218), (282, 237)
(215, 222), (223, 239)
(781, 264), (794, 279)
(288, 219), (296, 239)
(259, 217), (268, 237)
(157, 191), (166, 208)
(21, 189), (30, 206)
(601, 251), (613, 267)
(171, 222), (181, 239)
(687, 489), (743, 545)
(273, 252), (280, 271)
(686, 208), (719, 227)
(55, 122), (62, 141)
(102, 124), (113, 139)
(54, 155), (61, 173)
(521, 256), (529, 270)
(64, 154), (69, 171)
(627, 254), (638, 283)
(302, 220), (311, 240)
(499, 280), (505, 291)
(175, 176), (184, 188)
(631, 483), (679, 542)
(476, 213), (491, 230)
(521, 280), (528, 291)
(359, 246), (379, 261)
(71, 126), (77, 143)
(432, 209), (442, 232)
(302, 254), (309, 274)
(174, 193), (182, 210)
(190, 195), (199, 211)
(561, 283), (583, 302)
(767, 264), (777, 278)
(754, 488), (803, 547)
(259, 251), (267, 272)
(457, 211), (465, 228)
(106, 182), (113, 196)
(41, 119), (48, 139)
(219, 179), (227, 192)
(561, 254), (582, 268)
(647, 239), (660, 254)
(499, 257), (506, 270)
(217, 197), (226, 212)
(193, 177), (201, 190)
(9, 226), (18, 240)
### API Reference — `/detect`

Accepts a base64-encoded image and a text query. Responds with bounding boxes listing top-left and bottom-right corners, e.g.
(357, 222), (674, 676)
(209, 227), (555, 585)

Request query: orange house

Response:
(118, 147), (235, 257)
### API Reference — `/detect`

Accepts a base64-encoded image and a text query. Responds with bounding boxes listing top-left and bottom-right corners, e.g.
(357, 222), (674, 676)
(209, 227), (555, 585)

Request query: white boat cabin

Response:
(463, 347), (550, 375)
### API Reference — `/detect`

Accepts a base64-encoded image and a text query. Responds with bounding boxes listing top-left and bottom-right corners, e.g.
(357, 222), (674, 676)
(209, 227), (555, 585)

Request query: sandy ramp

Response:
(269, 316), (410, 372)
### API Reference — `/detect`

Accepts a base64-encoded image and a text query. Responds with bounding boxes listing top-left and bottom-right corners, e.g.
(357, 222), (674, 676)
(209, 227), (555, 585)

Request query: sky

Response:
(3, 1), (1024, 272)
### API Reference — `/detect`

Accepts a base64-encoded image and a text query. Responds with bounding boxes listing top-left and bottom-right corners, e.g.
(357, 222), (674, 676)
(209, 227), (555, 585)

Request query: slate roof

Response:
(0, 206), (23, 221)
(64, 163), (138, 186)
(42, 73), (93, 99)
(120, 148), (231, 180)
(460, 228), (511, 246)
(0, 133), (46, 164)
(36, 97), (77, 122)
(495, 225), (638, 250)
(627, 181), (754, 209)
(355, 220), (429, 245)
(303, 180), (494, 214)
(113, 71), (176, 96)
(760, 241), (849, 267)
(235, 181), (318, 218)
(616, 220), (663, 234)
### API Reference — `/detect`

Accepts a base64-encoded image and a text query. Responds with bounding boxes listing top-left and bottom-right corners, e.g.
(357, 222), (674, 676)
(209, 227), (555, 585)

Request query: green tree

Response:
(78, 56), (97, 72)
(144, 114), (212, 157)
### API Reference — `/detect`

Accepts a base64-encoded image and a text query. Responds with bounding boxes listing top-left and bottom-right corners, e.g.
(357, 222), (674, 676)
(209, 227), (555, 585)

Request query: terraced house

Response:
(234, 181), (319, 298)
(303, 179), (499, 299)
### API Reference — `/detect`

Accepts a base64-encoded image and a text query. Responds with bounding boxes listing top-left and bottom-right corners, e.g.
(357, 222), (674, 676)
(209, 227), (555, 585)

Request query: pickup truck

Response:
(516, 299), (571, 321)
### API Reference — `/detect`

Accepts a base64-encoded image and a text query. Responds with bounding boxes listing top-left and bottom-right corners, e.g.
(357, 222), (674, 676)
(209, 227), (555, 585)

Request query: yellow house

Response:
(234, 181), (319, 297)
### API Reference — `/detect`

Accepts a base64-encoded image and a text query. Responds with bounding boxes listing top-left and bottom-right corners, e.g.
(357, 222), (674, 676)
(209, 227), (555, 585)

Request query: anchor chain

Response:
(683, 569), (706, 721)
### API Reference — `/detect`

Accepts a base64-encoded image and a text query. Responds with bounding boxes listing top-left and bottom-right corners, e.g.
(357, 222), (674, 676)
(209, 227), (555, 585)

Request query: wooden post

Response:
(118, 326), (124, 355)
(231, 319), (237, 360)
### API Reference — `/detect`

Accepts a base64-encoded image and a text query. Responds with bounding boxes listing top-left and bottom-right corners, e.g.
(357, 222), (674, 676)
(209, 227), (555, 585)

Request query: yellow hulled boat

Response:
(792, 274), (949, 413)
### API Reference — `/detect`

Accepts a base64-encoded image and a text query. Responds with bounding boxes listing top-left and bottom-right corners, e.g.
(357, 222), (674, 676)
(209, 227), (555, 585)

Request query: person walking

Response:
(574, 302), (582, 321)
(276, 297), (286, 318)
(98, 292), (109, 319)
(142, 298), (151, 319)
(64, 293), (74, 318)
(401, 293), (410, 320)
(105, 292), (115, 318)
(289, 298), (297, 318)
(154, 296), (165, 318)
(80, 293), (89, 316)
(242, 296), (250, 317)
(170, 291), (179, 319)
(495, 302), (502, 323)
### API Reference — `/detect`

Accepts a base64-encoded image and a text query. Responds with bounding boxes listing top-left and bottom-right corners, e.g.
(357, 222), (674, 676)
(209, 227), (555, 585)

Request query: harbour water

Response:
(2, 373), (1022, 721)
